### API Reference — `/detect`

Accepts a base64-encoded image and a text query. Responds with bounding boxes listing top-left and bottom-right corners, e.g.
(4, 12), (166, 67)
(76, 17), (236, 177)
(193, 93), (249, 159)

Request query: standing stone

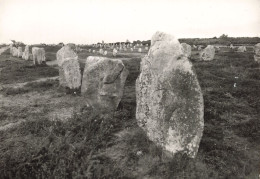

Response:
(81, 56), (129, 111)
(56, 45), (81, 89)
(113, 48), (118, 56)
(136, 31), (204, 158)
(17, 47), (23, 58)
(22, 45), (30, 60)
(254, 43), (260, 63)
(138, 48), (142, 52)
(32, 47), (46, 65)
(99, 49), (104, 55)
(237, 46), (246, 52)
(200, 45), (215, 61)
(130, 48), (133, 51)
(103, 51), (107, 55)
(181, 43), (192, 58)
(12, 47), (18, 57)
(93, 50), (96, 53)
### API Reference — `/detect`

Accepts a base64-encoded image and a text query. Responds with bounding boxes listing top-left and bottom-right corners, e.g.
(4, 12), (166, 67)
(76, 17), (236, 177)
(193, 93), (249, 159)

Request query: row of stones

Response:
(56, 36), (259, 158)
(92, 43), (149, 49)
(10, 45), (46, 66)
(58, 32), (204, 159)
(88, 47), (148, 56)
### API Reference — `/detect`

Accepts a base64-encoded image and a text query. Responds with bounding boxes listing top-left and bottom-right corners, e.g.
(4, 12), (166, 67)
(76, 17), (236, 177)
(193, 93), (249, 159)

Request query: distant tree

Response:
(219, 34), (228, 39)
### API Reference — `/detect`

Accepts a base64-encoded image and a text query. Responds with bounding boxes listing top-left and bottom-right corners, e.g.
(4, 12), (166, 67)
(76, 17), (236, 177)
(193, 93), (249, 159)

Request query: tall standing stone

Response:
(22, 45), (30, 60)
(56, 45), (81, 89)
(12, 47), (18, 57)
(81, 56), (129, 111)
(138, 48), (142, 52)
(32, 47), (46, 65)
(181, 43), (192, 58)
(136, 32), (204, 158)
(200, 45), (215, 61)
(17, 47), (23, 58)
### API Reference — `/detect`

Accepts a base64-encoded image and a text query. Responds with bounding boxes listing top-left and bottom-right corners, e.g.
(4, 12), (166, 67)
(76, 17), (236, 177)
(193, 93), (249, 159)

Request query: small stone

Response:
(200, 45), (215, 61)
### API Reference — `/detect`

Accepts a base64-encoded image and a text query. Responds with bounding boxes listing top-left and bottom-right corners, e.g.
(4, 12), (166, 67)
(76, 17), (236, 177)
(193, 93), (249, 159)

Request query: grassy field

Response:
(0, 45), (259, 178)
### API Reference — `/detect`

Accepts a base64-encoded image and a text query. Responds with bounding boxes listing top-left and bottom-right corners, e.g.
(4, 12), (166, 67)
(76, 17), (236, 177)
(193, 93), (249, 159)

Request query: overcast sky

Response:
(0, 0), (259, 44)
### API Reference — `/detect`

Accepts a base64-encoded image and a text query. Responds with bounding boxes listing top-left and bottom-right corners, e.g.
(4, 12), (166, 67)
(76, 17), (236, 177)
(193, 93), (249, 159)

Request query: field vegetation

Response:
(0, 43), (259, 178)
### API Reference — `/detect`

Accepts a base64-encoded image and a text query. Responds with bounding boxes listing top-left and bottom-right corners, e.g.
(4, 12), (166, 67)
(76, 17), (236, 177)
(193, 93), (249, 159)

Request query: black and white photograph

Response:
(0, 0), (259, 178)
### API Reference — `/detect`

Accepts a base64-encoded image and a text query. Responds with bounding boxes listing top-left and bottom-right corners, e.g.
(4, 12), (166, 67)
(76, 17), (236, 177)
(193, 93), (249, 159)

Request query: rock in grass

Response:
(138, 48), (142, 52)
(181, 43), (192, 58)
(56, 45), (81, 89)
(32, 47), (46, 65)
(136, 31), (204, 158)
(200, 45), (215, 61)
(237, 46), (246, 52)
(22, 45), (30, 60)
(81, 56), (129, 111)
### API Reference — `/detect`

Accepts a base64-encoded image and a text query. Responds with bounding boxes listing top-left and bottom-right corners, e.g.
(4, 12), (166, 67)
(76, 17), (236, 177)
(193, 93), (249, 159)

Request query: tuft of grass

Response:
(2, 79), (59, 96)
(0, 107), (127, 178)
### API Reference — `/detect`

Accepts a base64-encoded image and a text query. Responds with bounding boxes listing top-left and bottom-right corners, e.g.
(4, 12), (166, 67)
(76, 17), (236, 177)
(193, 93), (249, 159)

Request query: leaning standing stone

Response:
(81, 56), (129, 111)
(136, 31), (204, 158)
(56, 45), (81, 89)
(200, 45), (215, 61)
(32, 47), (46, 65)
